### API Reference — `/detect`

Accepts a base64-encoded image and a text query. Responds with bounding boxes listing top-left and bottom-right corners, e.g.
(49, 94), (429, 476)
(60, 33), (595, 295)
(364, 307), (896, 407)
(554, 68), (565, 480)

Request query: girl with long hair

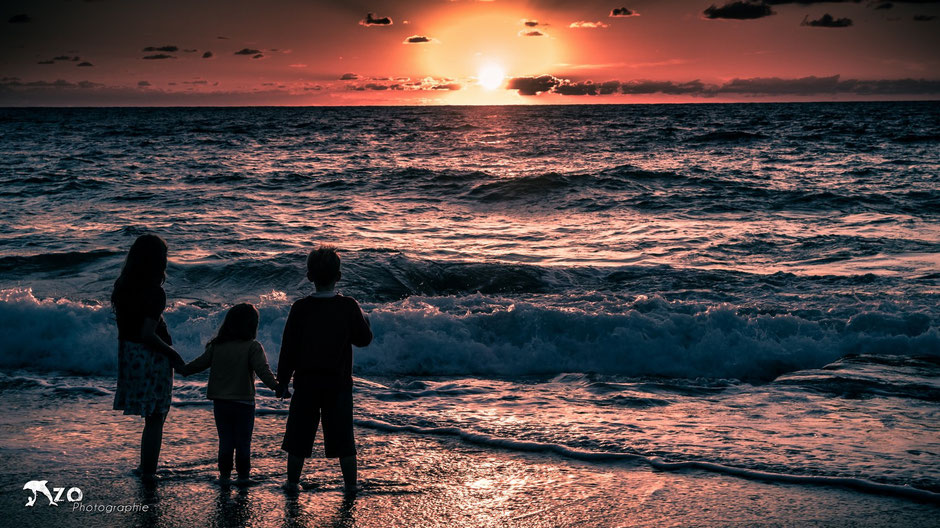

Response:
(111, 234), (185, 480)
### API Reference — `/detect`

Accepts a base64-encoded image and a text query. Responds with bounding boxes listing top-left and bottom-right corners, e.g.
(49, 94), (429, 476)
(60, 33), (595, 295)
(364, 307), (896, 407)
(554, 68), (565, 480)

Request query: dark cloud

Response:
(8, 14), (31, 23)
(77, 61), (93, 67)
(719, 75), (841, 93)
(142, 54), (175, 60)
(598, 81), (621, 94)
(142, 45), (178, 52)
(874, 2), (893, 8)
(801, 13), (853, 26)
(0, 79), (340, 106)
(137, 81), (151, 87)
(234, 48), (261, 55)
(528, 75), (940, 97)
(620, 80), (709, 94)
(404, 35), (433, 43)
(519, 30), (545, 36)
(182, 80), (208, 85)
(524, 19), (540, 26)
(432, 82), (461, 90)
(217, 36), (230, 40)
(765, 0), (860, 4)
(507, 75), (560, 95)
(360, 13), (392, 26)
(183, 49), (197, 53)
(40, 56), (81, 64)
(349, 82), (407, 91)
(704, 2), (775, 19)
(555, 81), (623, 95)
(252, 54), (264, 59)
(610, 7), (639, 17)
(555, 81), (599, 95)
(340, 72), (359, 80)
(825, 77), (940, 95)
(202, 51), (213, 58)
(913, 14), (936, 20)
(0, 79), (102, 89)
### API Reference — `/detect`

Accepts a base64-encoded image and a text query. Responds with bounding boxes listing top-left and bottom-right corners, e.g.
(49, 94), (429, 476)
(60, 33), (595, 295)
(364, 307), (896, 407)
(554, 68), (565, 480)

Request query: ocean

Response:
(0, 103), (938, 523)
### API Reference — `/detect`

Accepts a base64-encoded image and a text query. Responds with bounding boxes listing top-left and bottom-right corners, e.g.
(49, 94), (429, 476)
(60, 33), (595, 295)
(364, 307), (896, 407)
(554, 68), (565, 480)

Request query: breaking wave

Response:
(1, 288), (936, 381)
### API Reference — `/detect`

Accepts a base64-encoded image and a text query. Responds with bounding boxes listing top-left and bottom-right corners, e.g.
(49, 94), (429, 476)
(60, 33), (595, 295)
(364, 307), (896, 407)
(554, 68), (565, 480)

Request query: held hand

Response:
(170, 350), (186, 373)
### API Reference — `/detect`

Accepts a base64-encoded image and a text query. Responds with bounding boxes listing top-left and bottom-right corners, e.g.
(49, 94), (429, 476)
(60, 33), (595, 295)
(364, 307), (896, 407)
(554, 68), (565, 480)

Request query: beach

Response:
(1, 380), (937, 528)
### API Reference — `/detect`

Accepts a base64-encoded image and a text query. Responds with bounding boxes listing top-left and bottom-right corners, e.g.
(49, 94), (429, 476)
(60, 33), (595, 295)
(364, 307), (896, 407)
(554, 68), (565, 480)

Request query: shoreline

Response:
(2, 396), (938, 527)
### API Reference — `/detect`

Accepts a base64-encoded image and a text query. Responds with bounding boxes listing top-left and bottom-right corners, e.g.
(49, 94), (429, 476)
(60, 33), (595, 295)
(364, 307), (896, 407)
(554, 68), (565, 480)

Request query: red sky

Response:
(1, 0), (939, 105)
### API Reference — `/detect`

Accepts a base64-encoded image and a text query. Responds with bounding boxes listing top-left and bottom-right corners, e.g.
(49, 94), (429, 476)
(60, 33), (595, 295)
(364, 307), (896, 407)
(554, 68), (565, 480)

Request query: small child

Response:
(183, 303), (279, 485)
(276, 245), (373, 494)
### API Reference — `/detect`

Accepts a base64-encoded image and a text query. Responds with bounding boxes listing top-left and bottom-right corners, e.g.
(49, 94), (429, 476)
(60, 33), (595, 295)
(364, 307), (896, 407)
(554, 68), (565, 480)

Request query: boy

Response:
(276, 245), (373, 494)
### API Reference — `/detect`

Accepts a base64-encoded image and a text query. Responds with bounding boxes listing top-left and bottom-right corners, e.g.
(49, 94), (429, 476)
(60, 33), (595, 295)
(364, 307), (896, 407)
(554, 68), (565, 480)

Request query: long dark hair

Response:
(207, 303), (259, 349)
(111, 234), (168, 313)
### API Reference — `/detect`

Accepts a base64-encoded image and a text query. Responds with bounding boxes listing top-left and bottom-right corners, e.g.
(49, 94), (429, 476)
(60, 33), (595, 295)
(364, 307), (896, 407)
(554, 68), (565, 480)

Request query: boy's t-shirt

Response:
(276, 293), (372, 391)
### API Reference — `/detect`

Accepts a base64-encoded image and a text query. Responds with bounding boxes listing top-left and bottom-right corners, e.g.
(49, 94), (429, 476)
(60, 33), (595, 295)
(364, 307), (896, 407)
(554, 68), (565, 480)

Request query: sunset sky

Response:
(2, 0), (939, 105)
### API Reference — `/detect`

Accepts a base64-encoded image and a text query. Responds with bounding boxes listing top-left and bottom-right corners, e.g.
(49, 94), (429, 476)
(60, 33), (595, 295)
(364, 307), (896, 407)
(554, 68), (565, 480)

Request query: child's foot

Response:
(217, 474), (232, 486)
(282, 481), (301, 494)
(235, 476), (258, 487)
(343, 484), (359, 497)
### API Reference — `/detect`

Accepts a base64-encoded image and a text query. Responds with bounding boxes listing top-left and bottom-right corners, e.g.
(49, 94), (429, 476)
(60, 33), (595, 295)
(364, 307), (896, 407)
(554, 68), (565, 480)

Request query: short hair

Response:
(306, 245), (341, 287)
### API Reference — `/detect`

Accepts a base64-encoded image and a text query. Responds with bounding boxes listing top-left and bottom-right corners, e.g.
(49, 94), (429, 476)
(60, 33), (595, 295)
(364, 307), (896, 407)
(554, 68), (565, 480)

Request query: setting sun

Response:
(478, 63), (506, 90)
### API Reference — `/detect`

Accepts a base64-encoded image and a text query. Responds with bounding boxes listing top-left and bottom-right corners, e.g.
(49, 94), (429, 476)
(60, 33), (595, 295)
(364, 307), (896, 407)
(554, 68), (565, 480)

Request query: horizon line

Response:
(2, 99), (939, 109)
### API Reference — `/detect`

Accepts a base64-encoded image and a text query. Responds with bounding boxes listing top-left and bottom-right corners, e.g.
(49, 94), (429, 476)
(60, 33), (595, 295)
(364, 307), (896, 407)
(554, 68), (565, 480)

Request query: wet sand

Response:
(1, 392), (937, 527)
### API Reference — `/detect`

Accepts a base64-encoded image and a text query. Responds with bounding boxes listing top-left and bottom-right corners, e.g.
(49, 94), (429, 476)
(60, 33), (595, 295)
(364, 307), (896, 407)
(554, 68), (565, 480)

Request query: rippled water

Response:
(0, 103), (938, 497)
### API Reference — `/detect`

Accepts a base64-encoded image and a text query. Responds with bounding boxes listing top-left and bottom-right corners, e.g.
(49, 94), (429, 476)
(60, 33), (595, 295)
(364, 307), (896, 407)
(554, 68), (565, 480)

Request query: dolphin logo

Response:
(24, 480), (58, 507)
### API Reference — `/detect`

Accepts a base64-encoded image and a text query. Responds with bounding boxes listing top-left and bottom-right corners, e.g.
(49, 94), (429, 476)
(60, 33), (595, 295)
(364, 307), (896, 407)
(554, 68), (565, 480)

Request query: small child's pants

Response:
(213, 399), (255, 478)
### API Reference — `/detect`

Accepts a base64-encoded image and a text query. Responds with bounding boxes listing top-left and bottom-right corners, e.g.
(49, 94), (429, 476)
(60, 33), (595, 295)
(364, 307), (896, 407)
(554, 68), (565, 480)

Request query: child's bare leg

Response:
(286, 453), (304, 487)
(340, 454), (357, 493)
(140, 412), (167, 477)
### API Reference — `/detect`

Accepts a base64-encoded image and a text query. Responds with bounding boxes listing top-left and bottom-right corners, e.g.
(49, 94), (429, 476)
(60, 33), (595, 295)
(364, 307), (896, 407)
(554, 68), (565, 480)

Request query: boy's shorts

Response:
(281, 387), (356, 459)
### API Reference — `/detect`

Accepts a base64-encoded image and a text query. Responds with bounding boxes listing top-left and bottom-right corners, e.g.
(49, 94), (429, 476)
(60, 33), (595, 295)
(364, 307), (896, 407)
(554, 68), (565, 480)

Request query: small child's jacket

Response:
(185, 339), (277, 400)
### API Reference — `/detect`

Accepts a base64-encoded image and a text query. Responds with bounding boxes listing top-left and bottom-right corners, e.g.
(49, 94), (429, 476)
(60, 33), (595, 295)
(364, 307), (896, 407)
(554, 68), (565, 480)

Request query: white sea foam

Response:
(1, 288), (937, 380)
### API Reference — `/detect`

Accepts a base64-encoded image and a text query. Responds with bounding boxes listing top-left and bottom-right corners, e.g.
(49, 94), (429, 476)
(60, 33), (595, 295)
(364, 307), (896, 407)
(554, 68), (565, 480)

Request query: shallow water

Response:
(1, 387), (938, 528)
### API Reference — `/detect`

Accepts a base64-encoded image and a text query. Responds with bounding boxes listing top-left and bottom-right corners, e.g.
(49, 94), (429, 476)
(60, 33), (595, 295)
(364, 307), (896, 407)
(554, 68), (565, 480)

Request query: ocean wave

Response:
(685, 130), (768, 143)
(2, 288), (937, 381)
(0, 249), (119, 275)
(2, 247), (935, 316)
(434, 164), (940, 215)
